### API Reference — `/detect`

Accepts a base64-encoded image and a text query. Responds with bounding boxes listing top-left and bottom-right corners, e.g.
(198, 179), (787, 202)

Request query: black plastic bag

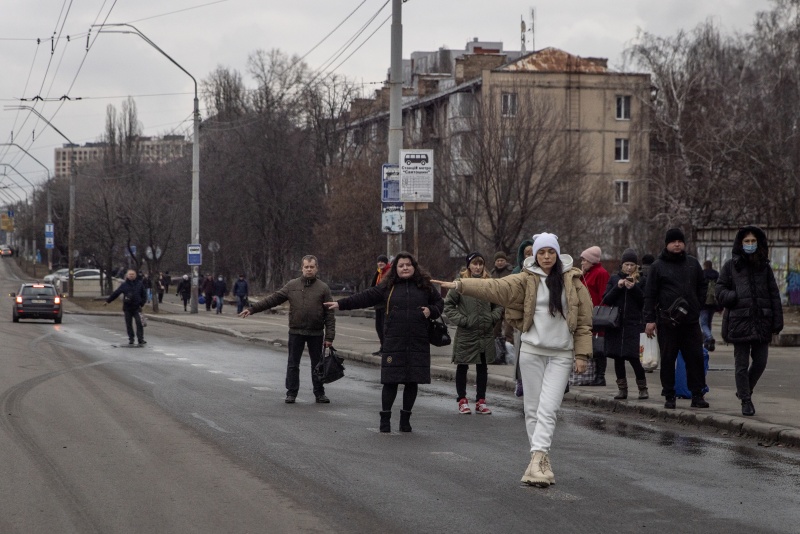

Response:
(314, 346), (345, 384)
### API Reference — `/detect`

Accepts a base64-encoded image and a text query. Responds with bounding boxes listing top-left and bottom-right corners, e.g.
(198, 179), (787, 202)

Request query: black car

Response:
(10, 283), (63, 324)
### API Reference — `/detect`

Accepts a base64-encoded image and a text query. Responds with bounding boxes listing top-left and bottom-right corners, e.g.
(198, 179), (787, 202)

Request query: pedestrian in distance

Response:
(104, 269), (148, 346)
(643, 228), (710, 410)
(163, 271), (171, 298)
(602, 249), (648, 400)
(232, 274), (250, 314)
(715, 226), (783, 417)
(142, 272), (153, 304)
(491, 250), (515, 365)
(156, 272), (167, 304)
(214, 275), (227, 314)
(240, 255), (335, 404)
(325, 252), (444, 433)
(201, 273), (214, 312)
(511, 239), (534, 396)
(580, 245), (610, 386)
(176, 274), (191, 311)
(444, 252), (503, 415)
(370, 254), (392, 355)
(434, 233), (593, 487)
(700, 260), (720, 352)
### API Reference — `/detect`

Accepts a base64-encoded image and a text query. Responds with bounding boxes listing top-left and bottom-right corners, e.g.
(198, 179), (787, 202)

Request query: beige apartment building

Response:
(347, 43), (651, 257)
(54, 135), (190, 179)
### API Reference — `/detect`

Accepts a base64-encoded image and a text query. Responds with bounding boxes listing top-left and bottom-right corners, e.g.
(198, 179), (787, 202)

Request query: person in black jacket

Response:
(176, 274), (191, 311)
(232, 274), (249, 314)
(643, 228), (709, 409)
(325, 251), (444, 433)
(715, 226), (783, 417)
(370, 255), (391, 355)
(105, 269), (148, 345)
(603, 249), (648, 400)
(700, 261), (720, 351)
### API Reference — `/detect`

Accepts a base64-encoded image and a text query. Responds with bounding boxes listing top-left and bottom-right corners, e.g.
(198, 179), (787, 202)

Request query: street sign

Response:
(187, 244), (202, 266)
(45, 223), (54, 237)
(208, 241), (220, 253)
(399, 149), (434, 202)
(381, 164), (400, 203)
(45, 237), (54, 249)
(6, 210), (14, 218)
(381, 203), (405, 233)
(145, 246), (162, 260)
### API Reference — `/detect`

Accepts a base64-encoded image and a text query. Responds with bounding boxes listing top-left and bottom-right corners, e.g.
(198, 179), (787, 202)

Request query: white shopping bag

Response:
(640, 333), (659, 370)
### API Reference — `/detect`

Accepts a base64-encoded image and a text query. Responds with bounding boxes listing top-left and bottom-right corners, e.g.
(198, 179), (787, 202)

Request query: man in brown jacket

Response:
(239, 255), (336, 404)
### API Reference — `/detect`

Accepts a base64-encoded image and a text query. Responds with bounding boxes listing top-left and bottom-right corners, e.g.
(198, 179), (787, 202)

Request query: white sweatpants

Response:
(518, 352), (573, 452)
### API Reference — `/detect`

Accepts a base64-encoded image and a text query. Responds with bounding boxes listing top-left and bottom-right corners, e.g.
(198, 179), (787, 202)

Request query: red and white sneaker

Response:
(475, 399), (492, 414)
(458, 398), (471, 414)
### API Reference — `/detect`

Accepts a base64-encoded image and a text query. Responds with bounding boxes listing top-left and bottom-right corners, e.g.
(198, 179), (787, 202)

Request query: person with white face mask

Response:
(715, 226), (783, 416)
(214, 275), (228, 314)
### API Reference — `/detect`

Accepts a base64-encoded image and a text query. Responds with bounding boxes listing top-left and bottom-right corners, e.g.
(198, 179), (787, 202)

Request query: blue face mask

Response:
(743, 243), (758, 254)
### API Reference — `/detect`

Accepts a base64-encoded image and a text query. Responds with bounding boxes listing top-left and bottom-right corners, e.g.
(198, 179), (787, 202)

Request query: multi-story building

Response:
(54, 135), (189, 179)
(347, 41), (651, 257)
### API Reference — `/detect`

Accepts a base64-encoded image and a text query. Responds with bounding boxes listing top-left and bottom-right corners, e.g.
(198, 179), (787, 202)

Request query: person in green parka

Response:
(445, 252), (504, 414)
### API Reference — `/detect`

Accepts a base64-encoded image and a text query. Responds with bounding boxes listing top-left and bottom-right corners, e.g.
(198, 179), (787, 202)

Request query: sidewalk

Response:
(67, 293), (800, 448)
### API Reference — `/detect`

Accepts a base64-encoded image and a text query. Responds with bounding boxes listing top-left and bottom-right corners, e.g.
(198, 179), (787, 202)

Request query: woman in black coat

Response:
(325, 252), (444, 433)
(602, 249), (648, 400)
(716, 226), (783, 417)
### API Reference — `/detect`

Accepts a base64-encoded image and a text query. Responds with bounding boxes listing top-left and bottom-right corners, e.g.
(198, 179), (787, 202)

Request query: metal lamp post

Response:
(0, 143), (53, 269)
(95, 23), (201, 313)
(5, 106), (77, 297)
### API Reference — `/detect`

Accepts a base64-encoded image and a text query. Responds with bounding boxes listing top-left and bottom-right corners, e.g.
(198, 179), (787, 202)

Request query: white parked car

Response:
(43, 268), (69, 284)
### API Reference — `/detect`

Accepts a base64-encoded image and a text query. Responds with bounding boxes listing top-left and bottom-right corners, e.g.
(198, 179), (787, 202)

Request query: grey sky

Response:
(0, 0), (773, 185)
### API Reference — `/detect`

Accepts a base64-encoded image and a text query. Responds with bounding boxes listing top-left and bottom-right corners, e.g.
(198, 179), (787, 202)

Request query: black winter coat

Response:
(602, 272), (645, 360)
(106, 278), (147, 311)
(337, 278), (444, 384)
(643, 250), (706, 324)
(716, 226), (783, 343)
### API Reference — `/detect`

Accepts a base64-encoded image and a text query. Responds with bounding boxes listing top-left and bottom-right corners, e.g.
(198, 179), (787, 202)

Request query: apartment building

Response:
(347, 41), (651, 256)
(54, 135), (190, 179)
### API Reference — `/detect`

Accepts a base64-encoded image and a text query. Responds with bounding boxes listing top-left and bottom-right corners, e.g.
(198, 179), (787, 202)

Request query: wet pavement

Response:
(68, 293), (800, 447)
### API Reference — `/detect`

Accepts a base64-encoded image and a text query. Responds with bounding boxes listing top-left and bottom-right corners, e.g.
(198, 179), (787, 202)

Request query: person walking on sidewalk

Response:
(602, 249), (648, 400)
(239, 256), (335, 404)
(444, 252), (503, 415)
(104, 269), (148, 346)
(716, 226), (783, 417)
(214, 275), (227, 314)
(370, 254), (391, 355)
(201, 273), (215, 312)
(232, 274), (249, 314)
(700, 260), (720, 352)
(176, 274), (191, 311)
(643, 228), (710, 410)
(580, 245), (610, 386)
(325, 252), (444, 433)
(491, 251), (514, 365)
(434, 233), (593, 488)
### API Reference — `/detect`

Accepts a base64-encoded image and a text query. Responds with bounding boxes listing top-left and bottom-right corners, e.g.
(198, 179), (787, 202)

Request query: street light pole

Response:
(0, 143), (53, 269)
(2, 107), (76, 295)
(95, 23), (201, 313)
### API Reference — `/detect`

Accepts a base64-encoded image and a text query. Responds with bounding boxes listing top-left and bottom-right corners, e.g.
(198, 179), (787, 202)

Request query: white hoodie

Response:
(519, 254), (575, 359)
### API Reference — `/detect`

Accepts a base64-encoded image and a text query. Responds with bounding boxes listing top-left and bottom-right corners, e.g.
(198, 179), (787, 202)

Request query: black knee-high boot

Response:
(399, 410), (412, 432)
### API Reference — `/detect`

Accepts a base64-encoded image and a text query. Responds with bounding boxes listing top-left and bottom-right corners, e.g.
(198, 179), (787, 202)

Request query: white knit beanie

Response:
(531, 233), (560, 258)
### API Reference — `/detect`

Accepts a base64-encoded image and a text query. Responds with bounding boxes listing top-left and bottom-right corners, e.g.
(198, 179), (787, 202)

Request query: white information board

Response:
(399, 149), (434, 202)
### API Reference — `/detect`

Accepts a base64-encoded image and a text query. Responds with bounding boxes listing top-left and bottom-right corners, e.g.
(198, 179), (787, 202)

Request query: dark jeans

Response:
(236, 295), (247, 314)
(614, 356), (646, 381)
(733, 342), (769, 401)
(455, 353), (488, 400)
(204, 292), (213, 311)
(657, 321), (706, 398)
(381, 383), (418, 411)
(157, 290), (164, 303)
(286, 333), (325, 397)
(124, 308), (144, 343)
(375, 309), (385, 350)
(699, 308), (715, 343)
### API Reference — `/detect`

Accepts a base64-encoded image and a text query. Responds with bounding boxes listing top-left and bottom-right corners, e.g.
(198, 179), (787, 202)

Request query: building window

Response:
(616, 95), (631, 120)
(614, 180), (630, 204)
(501, 92), (518, 117)
(502, 135), (515, 161)
(353, 128), (364, 146)
(615, 138), (630, 162)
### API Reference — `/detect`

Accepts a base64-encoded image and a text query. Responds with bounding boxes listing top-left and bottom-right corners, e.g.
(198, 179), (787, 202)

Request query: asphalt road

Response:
(2, 262), (800, 533)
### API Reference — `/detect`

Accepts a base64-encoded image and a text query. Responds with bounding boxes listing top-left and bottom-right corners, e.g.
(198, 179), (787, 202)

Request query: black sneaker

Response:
(742, 400), (755, 416)
(285, 395), (296, 404)
(691, 395), (710, 408)
(315, 395), (330, 404)
(138, 340), (147, 346)
(664, 396), (676, 409)
(129, 339), (135, 345)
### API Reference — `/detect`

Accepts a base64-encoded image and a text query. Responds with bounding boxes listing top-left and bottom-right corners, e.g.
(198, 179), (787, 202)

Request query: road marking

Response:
(165, 353), (176, 356)
(430, 452), (471, 462)
(208, 370), (223, 374)
(176, 358), (190, 361)
(321, 411), (348, 416)
(191, 413), (230, 433)
(130, 375), (155, 385)
(252, 386), (272, 391)
(191, 363), (206, 367)
(228, 378), (246, 382)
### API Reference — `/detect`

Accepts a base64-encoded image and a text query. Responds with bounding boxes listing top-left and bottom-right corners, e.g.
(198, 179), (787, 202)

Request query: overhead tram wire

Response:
(289, 0), (369, 70)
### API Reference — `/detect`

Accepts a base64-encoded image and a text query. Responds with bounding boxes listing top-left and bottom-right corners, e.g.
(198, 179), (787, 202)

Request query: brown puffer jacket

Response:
(248, 276), (335, 341)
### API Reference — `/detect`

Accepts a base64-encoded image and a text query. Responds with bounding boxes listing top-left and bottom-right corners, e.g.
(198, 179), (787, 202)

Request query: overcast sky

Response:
(0, 0), (773, 187)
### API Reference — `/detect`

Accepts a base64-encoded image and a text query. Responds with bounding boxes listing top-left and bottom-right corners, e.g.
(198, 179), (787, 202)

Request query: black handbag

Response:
(314, 346), (345, 384)
(428, 315), (451, 347)
(592, 305), (620, 329)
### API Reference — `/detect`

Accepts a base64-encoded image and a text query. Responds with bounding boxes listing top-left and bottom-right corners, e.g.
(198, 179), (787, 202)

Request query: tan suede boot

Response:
(637, 379), (649, 399)
(614, 378), (628, 400)
(521, 451), (550, 487)
(542, 453), (555, 485)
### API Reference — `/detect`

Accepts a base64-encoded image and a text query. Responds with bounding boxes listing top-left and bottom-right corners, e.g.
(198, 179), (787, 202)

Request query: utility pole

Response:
(387, 0), (404, 258)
